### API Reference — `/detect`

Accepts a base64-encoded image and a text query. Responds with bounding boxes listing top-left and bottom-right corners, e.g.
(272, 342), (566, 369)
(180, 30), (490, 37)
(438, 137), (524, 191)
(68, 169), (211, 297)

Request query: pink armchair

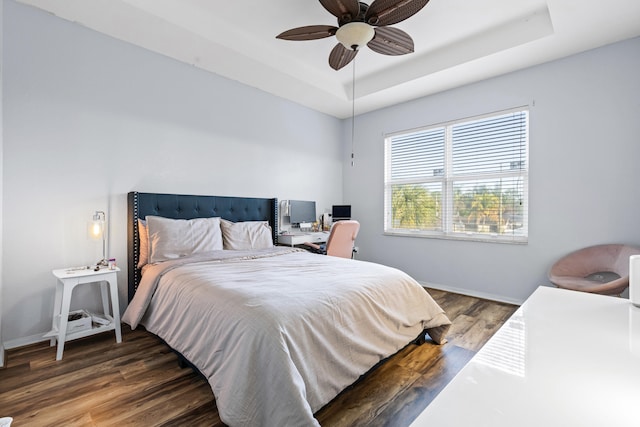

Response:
(548, 244), (640, 296)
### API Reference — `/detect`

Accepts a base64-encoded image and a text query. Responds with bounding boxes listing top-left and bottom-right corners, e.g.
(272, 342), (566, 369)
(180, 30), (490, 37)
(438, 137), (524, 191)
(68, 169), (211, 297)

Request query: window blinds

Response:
(385, 108), (529, 242)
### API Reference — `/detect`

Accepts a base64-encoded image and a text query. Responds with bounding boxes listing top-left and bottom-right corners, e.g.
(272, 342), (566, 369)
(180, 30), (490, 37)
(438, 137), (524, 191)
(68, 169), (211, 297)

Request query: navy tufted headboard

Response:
(127, 191), (278, 301)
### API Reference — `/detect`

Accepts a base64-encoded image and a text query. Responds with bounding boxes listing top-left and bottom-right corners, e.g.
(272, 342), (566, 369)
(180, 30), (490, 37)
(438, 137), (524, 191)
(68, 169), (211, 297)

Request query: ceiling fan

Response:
(276, 0), (430, 70)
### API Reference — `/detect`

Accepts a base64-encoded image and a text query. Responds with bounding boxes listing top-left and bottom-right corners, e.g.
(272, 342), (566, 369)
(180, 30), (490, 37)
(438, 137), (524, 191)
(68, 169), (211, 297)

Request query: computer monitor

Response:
(332, 205), (351, 221)
(289, 200), (316, 225)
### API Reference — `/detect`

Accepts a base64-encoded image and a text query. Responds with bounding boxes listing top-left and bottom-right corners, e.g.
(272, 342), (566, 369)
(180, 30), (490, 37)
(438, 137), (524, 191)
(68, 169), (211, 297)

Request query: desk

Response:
(278, 231), (329, 247)
(45, 267), (122, 360)
(409, 286), (640, 427)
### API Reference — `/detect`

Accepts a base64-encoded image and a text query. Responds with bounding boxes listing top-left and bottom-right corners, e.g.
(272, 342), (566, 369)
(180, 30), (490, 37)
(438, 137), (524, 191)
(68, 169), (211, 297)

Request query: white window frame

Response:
(384, 107), (529, 244)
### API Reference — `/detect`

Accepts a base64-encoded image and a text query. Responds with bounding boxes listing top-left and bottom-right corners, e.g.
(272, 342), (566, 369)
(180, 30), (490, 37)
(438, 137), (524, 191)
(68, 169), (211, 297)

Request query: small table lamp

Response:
(89, 210), (108, 267)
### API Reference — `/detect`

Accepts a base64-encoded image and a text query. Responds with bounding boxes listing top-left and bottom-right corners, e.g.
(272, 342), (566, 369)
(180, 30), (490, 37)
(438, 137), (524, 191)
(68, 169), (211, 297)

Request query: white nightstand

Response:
(45, 266), (122, 360)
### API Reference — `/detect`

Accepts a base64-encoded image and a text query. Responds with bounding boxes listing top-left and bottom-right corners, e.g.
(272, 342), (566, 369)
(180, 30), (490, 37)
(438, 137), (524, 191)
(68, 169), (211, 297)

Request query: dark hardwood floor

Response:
(0, 289), (518, 426)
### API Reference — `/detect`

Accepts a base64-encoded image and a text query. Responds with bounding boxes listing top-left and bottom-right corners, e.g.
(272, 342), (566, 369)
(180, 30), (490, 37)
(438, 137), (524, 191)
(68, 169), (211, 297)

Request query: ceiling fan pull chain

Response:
(351, 57), (356, 167)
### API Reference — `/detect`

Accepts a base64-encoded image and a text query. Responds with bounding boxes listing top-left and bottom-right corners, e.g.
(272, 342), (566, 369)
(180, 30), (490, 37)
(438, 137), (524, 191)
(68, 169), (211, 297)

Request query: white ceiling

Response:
(17, 0), (640, 118)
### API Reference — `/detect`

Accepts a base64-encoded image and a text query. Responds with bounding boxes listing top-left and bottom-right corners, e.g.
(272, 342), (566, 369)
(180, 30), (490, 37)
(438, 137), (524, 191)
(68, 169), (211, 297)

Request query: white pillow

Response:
(147, 215), (223, 263)
(220, 219), (274, 250)
(137, 219), (149, 269)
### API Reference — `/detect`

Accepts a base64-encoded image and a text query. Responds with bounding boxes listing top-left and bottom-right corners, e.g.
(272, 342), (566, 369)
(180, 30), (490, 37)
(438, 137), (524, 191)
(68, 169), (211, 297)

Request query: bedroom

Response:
(1, 0), (640, 425)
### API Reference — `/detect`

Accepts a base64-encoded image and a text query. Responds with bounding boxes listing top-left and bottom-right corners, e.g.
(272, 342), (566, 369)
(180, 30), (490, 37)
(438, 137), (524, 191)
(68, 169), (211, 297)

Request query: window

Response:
(384, 108), (528, 243)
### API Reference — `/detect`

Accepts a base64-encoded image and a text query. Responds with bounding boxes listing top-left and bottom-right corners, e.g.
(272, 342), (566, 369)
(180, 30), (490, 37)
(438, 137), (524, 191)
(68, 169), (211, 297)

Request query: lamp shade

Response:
(88, 211), (106, 240)
(89, 210), (108, 266)
(336, 22), (375, 50)
(89, 221), (104, 239)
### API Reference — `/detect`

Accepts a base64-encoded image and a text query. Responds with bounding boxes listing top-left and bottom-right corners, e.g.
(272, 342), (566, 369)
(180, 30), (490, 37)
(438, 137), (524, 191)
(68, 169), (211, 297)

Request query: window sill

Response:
(383, 230), (528, 245)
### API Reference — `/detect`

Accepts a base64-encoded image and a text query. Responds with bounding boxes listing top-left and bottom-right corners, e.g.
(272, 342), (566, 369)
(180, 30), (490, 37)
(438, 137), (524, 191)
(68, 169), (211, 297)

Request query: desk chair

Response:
(303, 220), (360, 259)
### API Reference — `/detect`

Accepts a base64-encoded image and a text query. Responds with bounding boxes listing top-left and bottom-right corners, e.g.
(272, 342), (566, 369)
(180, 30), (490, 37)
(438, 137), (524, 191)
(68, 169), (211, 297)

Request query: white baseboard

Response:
(0, 344), (4, 368)
(4, 333), (50, 351)
(420, 281), (525, 305)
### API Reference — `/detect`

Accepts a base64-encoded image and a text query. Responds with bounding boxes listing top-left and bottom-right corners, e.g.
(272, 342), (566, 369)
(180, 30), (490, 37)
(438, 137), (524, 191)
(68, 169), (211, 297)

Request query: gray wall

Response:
(346, 36), (640, 303)
(2, 1), (343, 345)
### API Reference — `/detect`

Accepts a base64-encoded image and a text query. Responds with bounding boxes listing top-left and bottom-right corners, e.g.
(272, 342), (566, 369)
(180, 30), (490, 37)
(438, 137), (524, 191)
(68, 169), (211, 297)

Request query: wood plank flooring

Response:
(0, 289), (517, 426)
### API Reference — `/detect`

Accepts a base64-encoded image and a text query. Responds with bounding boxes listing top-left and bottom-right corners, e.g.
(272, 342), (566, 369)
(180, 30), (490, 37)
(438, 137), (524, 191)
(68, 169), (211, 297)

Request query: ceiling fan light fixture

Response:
(336, 22), (375, 50)
(277, 0), (429, 69)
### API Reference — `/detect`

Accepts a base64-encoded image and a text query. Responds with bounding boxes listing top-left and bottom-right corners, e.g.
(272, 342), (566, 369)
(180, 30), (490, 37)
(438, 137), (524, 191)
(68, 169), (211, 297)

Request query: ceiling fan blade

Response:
(277, 25), (338, 41)
(365, 0), (429, 26)
(329, 43), (358, 70)
(319, 0), (361, 24)
(368, 27), (414, 55)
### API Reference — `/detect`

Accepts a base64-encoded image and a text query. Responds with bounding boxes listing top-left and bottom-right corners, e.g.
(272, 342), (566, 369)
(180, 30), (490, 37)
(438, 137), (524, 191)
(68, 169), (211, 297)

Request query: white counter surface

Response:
(411, 286), (640, 427)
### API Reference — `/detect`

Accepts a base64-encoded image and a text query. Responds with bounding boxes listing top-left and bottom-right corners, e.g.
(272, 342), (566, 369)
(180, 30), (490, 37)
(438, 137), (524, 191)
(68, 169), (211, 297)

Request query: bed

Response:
(122, 191), (451, 427)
